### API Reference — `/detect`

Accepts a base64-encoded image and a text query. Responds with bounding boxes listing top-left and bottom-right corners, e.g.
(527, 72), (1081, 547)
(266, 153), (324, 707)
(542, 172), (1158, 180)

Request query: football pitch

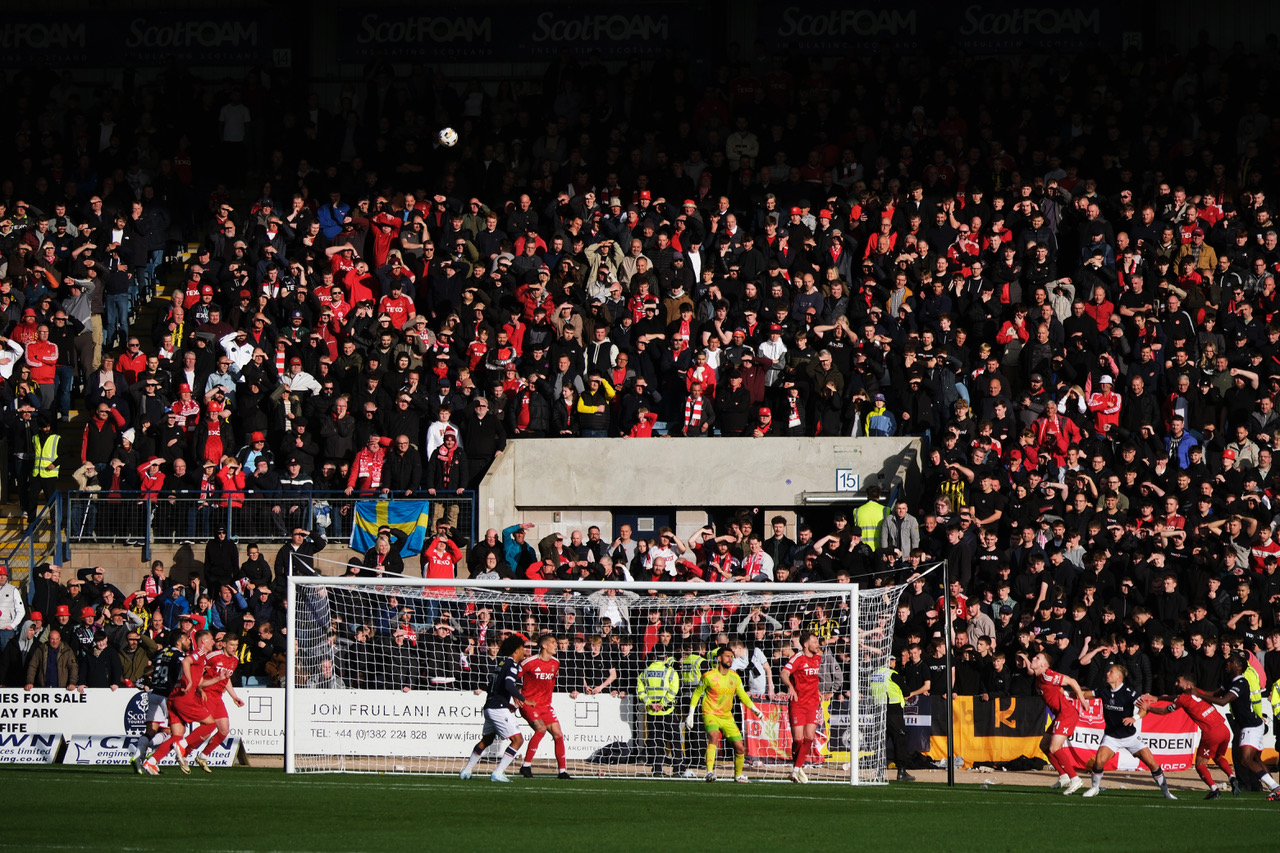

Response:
(2, 767), (1275, 852)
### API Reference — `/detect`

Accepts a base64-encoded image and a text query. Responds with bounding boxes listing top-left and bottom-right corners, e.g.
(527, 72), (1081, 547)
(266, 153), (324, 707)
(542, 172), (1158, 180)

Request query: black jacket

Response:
(382, 447), (423, 493)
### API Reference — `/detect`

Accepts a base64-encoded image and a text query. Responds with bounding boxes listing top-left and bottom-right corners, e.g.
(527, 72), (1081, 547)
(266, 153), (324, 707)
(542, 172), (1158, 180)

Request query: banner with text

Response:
(294, 689), (630, 758)
(920, 694), (1276, 770)
(1064, 698), (1210, 773)
(926, 695), (1049, 765)
(0, 13), (274, 67)
(744, 699), (846, 764)
(0, 733), (62, 764)
(337, 4), (704, 62)
(0, 688), (283, 754)
(757, 2), (1121, 54)
(62, 734), (242, 767)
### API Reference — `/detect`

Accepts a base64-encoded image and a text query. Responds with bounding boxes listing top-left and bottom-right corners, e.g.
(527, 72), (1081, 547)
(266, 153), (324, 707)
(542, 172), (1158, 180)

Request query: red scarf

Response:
(684, 395), (704, 426)
(437, 443), (456, 488)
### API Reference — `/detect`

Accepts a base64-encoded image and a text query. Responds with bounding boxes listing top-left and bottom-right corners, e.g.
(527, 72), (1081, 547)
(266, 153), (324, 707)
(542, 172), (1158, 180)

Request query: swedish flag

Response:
(348, 500), (432, 556)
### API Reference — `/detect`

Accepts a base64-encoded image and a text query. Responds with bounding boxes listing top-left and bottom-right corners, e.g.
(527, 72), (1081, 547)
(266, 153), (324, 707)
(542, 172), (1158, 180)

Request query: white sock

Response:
(150, 732), (166, 747)
(461, 746), (483, 774)
(521, 761), (532, 767)
(1260, 773), (1278, 790)
(1091, 772), (1103, 789)
(494, 746), (518, 775)
(1059, 773), (1070, 782)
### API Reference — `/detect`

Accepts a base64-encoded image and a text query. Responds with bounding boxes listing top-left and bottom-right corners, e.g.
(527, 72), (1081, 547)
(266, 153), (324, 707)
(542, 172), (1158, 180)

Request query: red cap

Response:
(639, 190), (651, 200)
(290, 357), (302, 365)
(146, 456), (163, 466)
(200, 285), (214, 295)
(207, 400), (224, 414)
(1223, 448), (1237, 460)
(55, 605), (70, 617)
(769, 324), (782, 332)
(239, 289), (252, 299)
(759, 407), (771, 417)
(683, 199), (696, 207)
(22, 308), (35, 317)
(819, 209), (832, 219)
(29, 611), (42, 622)
(179, 383), (192, 394)
(251, 431), (266, 442)
(790, 207), (802, 215)
(81, 606), (96, 620)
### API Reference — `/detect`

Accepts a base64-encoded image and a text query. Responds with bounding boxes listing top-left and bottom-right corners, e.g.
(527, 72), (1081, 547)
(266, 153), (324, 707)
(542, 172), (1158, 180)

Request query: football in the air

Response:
(438, 127), (459, 148)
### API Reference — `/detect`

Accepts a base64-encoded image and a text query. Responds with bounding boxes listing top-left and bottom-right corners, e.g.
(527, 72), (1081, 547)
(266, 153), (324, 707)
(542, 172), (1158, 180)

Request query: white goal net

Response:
(286, 557), (907, 784)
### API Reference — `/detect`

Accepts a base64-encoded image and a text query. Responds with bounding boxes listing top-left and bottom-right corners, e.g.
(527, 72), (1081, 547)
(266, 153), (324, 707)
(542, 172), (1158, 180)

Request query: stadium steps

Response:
(1, 242), (200, 539)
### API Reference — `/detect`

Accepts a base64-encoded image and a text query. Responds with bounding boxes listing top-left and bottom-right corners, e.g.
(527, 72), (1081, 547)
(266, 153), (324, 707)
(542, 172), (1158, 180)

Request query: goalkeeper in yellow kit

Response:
(685, 647), (761, 783)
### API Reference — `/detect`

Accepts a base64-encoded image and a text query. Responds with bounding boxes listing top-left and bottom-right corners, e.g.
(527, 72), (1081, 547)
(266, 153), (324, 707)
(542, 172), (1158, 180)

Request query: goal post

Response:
(286, 556), (908, 784)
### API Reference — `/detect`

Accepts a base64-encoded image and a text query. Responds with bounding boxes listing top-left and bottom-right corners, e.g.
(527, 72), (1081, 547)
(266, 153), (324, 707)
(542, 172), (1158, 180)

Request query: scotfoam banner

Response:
(0, 13), (273, 66)
(337, 4), (704, 61)
(758, 2), (1122, 54)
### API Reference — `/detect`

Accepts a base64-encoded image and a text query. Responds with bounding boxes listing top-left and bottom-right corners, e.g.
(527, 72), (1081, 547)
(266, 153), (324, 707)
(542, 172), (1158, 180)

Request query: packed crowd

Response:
(0, 43), (1279, 780)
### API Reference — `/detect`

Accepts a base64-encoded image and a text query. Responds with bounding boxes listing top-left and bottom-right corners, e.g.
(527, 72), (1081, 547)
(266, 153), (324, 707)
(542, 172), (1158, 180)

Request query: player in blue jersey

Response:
(1190, 654), (1280, 800)
(460, 635), (530, 783)
(1081, 664), (1175, 800)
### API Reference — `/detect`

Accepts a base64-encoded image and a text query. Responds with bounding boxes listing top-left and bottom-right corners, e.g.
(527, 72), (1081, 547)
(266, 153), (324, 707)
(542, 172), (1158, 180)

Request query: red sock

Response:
(554, 736), (566, 771)
(1216, 753), (1234, 778)
(525, 730), (545, 763)
(1052, 748), (1077, 779)
(795, 739), (811, 769)
(150, 734), (180, 762)
(1045, 749), (1065, 775)
(200, 730), (226, 757)
(1196, 763), (1216, 789)
(187, 723), (216, 750)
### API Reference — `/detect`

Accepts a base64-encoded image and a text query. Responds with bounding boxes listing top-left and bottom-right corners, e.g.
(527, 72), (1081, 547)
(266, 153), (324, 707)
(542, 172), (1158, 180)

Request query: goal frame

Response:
(285, 573), (869, 783)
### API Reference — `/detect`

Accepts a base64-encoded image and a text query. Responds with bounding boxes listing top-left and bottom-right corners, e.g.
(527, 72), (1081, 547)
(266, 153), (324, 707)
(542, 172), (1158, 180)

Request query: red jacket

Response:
(421, 539), (463, 581)
(24, 340), (57, 383)
(117, 350), (148, 384)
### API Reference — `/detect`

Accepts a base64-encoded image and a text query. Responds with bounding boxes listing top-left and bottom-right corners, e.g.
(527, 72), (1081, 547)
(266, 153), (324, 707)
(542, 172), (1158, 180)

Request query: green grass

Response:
(2, 767), (1275, 852)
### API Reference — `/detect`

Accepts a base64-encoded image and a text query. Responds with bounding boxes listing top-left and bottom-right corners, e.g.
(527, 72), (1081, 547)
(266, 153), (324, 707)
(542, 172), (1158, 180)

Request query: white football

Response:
(438, 127), (458, 148)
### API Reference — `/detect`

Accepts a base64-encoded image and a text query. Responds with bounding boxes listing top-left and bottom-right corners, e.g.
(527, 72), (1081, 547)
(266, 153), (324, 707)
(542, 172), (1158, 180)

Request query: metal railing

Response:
(0, 496), (66, 596)
(65, 490), (477, 557)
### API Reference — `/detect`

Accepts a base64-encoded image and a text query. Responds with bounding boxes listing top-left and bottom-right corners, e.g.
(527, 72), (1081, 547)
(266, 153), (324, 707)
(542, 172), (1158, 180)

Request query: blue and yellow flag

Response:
(349, 500), (432, 556)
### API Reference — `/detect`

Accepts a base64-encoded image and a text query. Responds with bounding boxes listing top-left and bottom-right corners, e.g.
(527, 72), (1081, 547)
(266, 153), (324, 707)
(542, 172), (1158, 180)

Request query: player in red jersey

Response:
(519, 634), (570, 779)
(143, 630), (217, 776)
(781, 630), (823, 784)
(187, 635), (246, 773)
(1024, 651), (1087, 794)
(1141, 674), (1238, 799)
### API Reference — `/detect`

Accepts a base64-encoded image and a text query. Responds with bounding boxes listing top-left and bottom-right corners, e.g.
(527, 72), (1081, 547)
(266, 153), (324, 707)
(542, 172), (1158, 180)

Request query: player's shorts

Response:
(703, 714), (743, 741)
(1238, 724), (1265, 750)
(1197, 728), (1231, 761)
(521, 704), (558, 727)
(144, 694), (169, 725)
(168, 693), (208, 726)
(1100, 733), (1145, 755)
(789, 702), (821, 728)
(481, 707), (521, 740)
(204, 693), (229, 721)
(1050, 707), (1078, 738)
